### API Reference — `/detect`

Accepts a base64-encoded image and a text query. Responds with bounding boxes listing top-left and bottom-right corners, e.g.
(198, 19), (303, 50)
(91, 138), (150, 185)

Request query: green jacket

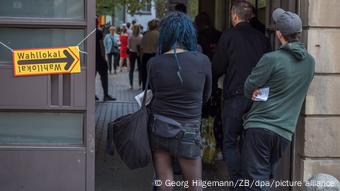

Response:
(244, 42), (315, 141)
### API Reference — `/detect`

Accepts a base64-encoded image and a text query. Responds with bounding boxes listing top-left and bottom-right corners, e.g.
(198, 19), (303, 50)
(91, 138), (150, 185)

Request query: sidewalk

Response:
(95, 70), (229, 191)
(95, 70), (154, 191)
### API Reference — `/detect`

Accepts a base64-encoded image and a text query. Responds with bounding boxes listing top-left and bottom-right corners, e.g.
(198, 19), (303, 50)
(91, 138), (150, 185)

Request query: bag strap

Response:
(141, 62), (152, 107)
(110, 36), (117, 47)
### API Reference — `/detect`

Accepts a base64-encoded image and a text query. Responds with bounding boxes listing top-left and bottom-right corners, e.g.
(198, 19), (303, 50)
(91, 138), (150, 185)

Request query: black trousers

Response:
(222, 95), (252, 184)
(107, 52), (119, 73)
(129, 51), (141, 87)
(137, 54), (142, 87)
(241, 128), (290, 191)
(96, 58), (109, 97)
(141, 53), (155, 90)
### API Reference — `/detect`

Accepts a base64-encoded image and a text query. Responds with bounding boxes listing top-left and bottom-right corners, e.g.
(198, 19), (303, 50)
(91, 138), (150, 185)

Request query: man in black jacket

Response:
(212, 1), (271, 187)
(96, 18), (116, 102)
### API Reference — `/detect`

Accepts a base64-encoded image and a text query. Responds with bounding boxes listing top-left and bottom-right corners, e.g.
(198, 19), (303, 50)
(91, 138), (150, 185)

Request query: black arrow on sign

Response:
(17, 50), (75, 70)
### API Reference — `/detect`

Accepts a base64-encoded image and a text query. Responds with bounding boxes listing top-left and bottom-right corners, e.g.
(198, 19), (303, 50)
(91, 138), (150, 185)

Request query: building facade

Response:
(0, 0), (96, 190)
(200, 0), (340, 185)
(125, 0), (157, 31)
(0, 0), (339, 190)
(297, 0), (340, 182)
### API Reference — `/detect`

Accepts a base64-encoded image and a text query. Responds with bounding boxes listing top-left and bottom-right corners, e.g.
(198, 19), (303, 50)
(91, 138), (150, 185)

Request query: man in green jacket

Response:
(242, 8), (315, 190)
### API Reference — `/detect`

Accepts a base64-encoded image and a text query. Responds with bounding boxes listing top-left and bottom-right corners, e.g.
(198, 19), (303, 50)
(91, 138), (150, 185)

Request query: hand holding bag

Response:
(107, 65), (152, 169)
(110, 37), (119, 54)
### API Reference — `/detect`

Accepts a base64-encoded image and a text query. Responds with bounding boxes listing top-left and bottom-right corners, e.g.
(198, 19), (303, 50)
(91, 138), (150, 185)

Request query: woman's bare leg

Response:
(177, 157), (202, 191)
(119, 58), (124, 72)
(127, 57), (131, 70)
(152, 150), (173, 191)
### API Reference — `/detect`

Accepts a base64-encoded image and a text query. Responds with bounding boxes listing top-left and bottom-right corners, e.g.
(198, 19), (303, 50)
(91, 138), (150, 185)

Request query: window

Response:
(0, 112), (84, 145)
(0, 0), (84, 19)
(138, 0), (152, 15)
(0, 28), (85, 64)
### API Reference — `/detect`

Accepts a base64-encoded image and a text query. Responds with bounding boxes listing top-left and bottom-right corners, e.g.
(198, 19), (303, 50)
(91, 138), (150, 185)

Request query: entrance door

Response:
(0, 0), (95, 190)
(199, 0), (299, 190)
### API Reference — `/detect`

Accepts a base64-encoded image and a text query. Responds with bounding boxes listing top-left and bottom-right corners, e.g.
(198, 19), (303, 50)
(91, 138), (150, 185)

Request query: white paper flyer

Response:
(254, 87), (270, 102)
(135, 90), (153, 107)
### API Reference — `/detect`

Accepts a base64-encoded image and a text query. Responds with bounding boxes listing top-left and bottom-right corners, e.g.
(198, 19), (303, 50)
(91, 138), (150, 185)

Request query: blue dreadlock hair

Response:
(159, 11), (198, 84)
(159, 11), (197, 54)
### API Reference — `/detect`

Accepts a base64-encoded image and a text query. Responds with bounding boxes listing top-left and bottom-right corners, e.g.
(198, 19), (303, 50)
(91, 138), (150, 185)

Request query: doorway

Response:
(93, 0), (300, 190)
(199, 0), (299, 190)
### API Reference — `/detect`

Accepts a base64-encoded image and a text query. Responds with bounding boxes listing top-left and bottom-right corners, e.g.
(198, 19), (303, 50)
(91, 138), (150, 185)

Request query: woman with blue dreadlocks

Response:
(148, 12), (212, 191)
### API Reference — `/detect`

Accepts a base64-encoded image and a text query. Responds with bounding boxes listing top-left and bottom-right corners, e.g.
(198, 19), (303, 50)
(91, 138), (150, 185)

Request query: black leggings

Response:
(107, 52), (119, 73)
(141, 53), (155, 90)
(128, 51), (141, 87)
(96, 58), (109, 96)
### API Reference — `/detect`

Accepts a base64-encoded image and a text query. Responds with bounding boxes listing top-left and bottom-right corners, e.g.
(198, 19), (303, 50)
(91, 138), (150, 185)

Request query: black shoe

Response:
(95, 96), (99, 101)
(103, 95), (116, 102)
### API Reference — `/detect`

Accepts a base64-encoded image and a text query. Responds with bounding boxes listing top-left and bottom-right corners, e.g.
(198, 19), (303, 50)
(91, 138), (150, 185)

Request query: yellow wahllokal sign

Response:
(13, 46), (81, 76)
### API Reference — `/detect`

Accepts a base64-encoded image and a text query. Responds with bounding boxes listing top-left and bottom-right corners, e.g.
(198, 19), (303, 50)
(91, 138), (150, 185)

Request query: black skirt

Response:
(149, 122), (201, 160)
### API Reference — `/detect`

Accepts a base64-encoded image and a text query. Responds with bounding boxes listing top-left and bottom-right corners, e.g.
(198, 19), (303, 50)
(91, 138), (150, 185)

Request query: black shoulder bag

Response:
(107, 66), (152, 169)
(110, 36), (119, 54)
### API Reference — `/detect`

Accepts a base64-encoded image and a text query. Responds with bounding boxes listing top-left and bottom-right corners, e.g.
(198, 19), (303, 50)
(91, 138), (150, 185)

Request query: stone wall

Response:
(296, 0), (340, 183)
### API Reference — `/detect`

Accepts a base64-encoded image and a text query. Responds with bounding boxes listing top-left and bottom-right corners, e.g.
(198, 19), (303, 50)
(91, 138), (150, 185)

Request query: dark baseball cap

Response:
(272, 8), (302, 35)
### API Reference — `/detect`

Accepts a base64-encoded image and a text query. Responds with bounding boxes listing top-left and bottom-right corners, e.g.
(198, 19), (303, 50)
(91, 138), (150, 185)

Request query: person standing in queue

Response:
(128, 24), (143, 89)
(126, 22), (133, 37)
(242, 8), (315, 191)
(119, 27), (130, 72)
(148, 12), (212, 191)
(104, 26), (120, 74)
(212, 1), (271, 188)
(195, 12), (223, 156)
(140, 19), (159, 90)
(95, 18), (116, 101)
